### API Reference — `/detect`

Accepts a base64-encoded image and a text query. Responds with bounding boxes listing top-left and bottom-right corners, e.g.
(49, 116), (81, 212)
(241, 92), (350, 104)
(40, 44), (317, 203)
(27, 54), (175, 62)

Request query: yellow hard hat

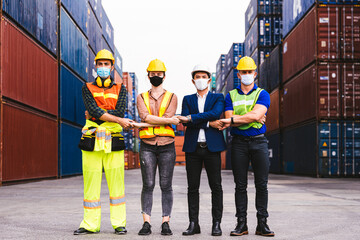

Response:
(236, 56), (257, 71)
(94, 49), (115, 65)
(147, 59), (167, 72)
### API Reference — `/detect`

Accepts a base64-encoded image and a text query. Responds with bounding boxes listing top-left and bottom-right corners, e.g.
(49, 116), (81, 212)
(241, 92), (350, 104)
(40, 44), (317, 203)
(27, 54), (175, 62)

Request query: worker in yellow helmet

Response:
(219, 56), (274, 237)
(74, 49), (134, 235)
(131, 59), (179, 236)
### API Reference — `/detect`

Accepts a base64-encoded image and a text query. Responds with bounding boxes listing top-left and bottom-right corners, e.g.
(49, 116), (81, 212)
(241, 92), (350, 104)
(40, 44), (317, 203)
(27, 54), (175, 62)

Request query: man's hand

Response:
(131, 122), (143, 128)
(85, 110), (91, 120)
(118, 118), (134, 129)
(177, 115), (189, 123)
(259, 115), (266, 125)
(209, 120), (224, 130)
(219, 118), (231, 131)
(171, 116), (180, 125)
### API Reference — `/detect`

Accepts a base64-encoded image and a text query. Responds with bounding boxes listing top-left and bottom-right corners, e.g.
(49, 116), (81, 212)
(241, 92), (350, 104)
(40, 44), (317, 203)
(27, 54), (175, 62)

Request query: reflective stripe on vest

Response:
(84, 199), (101, 209)
(86, 81), (121, 111)
(229, 87), (263, 130)
(139, 91), (175, 139)
(110, 195), (125, 206)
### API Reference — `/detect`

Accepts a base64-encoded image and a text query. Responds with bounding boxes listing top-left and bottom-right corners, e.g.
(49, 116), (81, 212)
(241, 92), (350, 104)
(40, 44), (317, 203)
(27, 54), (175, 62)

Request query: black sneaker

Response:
(115, 227), (127, 235)
(73, 227), (98, 235)
(161, 221), (173, 236)
(138, 221), (152, 235)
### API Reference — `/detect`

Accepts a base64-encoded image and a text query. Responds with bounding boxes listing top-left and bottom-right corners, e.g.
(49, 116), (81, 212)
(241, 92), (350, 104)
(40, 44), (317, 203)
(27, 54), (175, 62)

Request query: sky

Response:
(102, 0), (251, 113)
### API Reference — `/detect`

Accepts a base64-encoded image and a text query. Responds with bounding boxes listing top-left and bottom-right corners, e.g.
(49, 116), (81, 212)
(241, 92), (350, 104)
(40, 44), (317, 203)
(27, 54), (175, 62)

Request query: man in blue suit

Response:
(177, 65), (226, 237)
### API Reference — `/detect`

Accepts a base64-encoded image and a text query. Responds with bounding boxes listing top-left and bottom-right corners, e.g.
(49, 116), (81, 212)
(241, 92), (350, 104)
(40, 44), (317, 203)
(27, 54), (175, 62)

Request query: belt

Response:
(233, 134), (265, 141)
(197, 142), (208, 148)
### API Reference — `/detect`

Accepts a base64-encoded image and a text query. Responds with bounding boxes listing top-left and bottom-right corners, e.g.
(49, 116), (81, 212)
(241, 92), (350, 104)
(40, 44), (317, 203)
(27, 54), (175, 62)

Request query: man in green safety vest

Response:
(220, 56), (274, 237)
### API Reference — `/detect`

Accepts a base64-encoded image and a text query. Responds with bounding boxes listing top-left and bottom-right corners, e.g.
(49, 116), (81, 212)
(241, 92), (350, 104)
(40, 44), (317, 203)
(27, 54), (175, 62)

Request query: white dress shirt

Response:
(197, 91), (209, 142)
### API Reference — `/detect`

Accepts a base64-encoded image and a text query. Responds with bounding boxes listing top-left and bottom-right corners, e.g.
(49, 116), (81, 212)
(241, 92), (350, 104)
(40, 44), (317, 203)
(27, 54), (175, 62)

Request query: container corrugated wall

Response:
(88, 4), (102, 53)
(1, 17), (58, 116)
(60, 65), (86, 126)
(1, 102), (58, 182)
(61, 0), (89, 37)
(59, 122), (82, 176)
(60, 7), (89, 81)
(2, 0), (58, 55)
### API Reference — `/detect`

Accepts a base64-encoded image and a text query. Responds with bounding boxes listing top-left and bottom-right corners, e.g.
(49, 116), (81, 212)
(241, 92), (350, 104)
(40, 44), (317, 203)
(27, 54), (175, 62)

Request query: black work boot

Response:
(138, 221), (152, 235)
(161, 221), (173, 235)
(255, 218), (275, 237)
(182, 222), (201, 235)
(115, 227), (127, 235)
(73, 227), (98, 235)
(230, 218), (248, 236)
(211, 221), (222, 236)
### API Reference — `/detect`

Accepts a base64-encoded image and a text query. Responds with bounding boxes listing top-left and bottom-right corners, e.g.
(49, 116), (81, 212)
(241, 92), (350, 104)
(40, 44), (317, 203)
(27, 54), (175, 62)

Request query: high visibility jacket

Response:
(139, 91), (175, 139)
(229, 87), (263, 130)
(86, 82), (121, 111)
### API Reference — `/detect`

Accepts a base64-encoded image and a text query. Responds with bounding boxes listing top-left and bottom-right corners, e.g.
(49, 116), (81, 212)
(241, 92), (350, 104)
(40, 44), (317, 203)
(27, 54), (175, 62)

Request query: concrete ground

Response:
(0, 166), (359, 240)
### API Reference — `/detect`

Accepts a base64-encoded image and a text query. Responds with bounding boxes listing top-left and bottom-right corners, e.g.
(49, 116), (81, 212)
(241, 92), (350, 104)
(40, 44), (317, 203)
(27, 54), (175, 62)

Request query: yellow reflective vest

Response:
(139, 91), (175, 139)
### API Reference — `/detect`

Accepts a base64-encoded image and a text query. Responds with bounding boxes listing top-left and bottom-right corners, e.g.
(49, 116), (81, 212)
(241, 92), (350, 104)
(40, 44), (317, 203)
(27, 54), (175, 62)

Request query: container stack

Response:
(1, 1), (59, 183)
(263, 0), (360, 177)
(0, 0), (137, 185)
(244, 0), (283, 70)
(210, 73), (216, 93)
(215, 54), (226, 93)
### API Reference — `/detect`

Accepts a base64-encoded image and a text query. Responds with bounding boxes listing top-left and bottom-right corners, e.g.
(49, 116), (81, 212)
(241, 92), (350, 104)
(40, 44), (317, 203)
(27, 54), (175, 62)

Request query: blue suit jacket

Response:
(181, 92), (226, 153)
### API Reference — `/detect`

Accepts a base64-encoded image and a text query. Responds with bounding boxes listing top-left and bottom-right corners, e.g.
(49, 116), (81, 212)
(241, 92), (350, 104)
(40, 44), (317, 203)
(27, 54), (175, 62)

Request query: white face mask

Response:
(240, 74), (255, 85)
(194, 78), (210, 90)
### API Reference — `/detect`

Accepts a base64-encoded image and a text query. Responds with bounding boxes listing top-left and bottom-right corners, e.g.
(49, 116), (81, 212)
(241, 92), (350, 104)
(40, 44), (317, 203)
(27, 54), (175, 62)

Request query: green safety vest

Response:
(229, 87), (263, 130)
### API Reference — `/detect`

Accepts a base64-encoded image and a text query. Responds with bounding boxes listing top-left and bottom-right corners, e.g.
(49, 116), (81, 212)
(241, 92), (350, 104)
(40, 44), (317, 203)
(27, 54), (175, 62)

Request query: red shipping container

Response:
(122, 72), (133, 94)
(282, 5), (359, 83)
(124, 150), (129, 170)
(176, 124), (185, 132)
(114, 69), (123, 85)
(1, 102), (58, 183)
(342, 6), (360, 60)
(282, 63), (341, 128)
(343, 63), (360, 119)
(266, 88), (280, 133)
(1, 18), (58, 116)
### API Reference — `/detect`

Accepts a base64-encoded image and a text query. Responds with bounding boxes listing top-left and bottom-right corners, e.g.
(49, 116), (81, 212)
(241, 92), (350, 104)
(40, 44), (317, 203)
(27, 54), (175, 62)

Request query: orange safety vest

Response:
(139, 91), (175, 139)
(86, 81), (121, 111)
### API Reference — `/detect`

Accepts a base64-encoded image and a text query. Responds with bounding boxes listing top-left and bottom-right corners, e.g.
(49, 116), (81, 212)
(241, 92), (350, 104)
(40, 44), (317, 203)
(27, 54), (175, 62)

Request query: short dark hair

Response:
(192, 71), (211, 79)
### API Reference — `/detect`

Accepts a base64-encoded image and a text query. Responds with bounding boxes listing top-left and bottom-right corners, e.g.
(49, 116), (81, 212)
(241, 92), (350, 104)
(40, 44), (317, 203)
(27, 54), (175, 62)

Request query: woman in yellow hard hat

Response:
(132, 59), (179, 236)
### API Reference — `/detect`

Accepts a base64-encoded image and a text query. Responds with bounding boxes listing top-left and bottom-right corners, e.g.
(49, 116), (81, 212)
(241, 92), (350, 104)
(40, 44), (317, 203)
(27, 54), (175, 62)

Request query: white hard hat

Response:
(191, 64), (211, 78)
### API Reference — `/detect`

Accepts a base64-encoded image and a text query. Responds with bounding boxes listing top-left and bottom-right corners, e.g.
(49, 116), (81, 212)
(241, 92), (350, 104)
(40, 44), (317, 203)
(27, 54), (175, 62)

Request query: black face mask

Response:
(149, 76), (163, 87)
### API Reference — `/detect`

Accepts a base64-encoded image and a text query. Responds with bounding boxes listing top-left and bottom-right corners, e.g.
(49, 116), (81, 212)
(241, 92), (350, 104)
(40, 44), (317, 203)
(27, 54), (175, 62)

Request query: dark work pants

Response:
(185, 145), (223, 223)
(231, 136), (270, 219)
(140, 141), (176, 217)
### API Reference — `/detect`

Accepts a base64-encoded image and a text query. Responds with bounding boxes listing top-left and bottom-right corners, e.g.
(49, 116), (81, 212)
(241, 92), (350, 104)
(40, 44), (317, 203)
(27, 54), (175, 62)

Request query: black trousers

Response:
(185, 144), (223, 223)
(231, 135), (270, 219)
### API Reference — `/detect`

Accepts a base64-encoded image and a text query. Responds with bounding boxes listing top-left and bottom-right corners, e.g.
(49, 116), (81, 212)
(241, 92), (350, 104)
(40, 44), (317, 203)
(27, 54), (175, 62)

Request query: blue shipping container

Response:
(88, 4), (103, 54)
(2, 0), (58, 54)
(129, 72), (138, 90)
(61, 0), (88, 37)
(59, 122), (83, 176)
(251, 47), (273, 69)
(61, 7), (89, 81)
(225, 69), (240, 95)
(225, 43), (244, 76)
(245, 0), (272, 34)
(88, 0), (103, 25)
(272, 16), (282, 45)
(272, 0), (283, 15)
(101, 5), (115, 52)
(88, 46), (97, 82)
(343, 121), (360, 176)
(60, 65), (86, 126)
(267, 132), (281, 174)
(114, 48), (123, 78)
(245, 16), (272, 57)
(216, 54), (226, 80)
(216, 71), (226, 93)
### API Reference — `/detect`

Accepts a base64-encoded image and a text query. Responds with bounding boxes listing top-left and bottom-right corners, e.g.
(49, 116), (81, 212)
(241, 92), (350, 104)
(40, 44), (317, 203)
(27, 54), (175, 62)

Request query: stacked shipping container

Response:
(262, 1), (360, 177)
(0, 0), (138, 185)
(244, 0), (283, 68)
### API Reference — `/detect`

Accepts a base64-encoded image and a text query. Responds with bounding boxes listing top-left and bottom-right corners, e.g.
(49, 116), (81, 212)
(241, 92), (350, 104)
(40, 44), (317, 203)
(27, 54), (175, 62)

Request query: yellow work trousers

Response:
(79, 150), (126, 232)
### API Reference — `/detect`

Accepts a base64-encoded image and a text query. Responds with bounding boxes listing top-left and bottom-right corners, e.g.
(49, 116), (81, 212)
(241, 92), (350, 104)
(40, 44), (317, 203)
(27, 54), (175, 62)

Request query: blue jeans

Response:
(231, 136), (270, 219)
(139, 141), (176, 217)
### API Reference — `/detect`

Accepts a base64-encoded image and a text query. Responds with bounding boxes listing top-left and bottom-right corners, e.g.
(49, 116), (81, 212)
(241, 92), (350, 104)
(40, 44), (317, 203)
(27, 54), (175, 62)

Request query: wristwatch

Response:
(186, 115), (192, 122)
